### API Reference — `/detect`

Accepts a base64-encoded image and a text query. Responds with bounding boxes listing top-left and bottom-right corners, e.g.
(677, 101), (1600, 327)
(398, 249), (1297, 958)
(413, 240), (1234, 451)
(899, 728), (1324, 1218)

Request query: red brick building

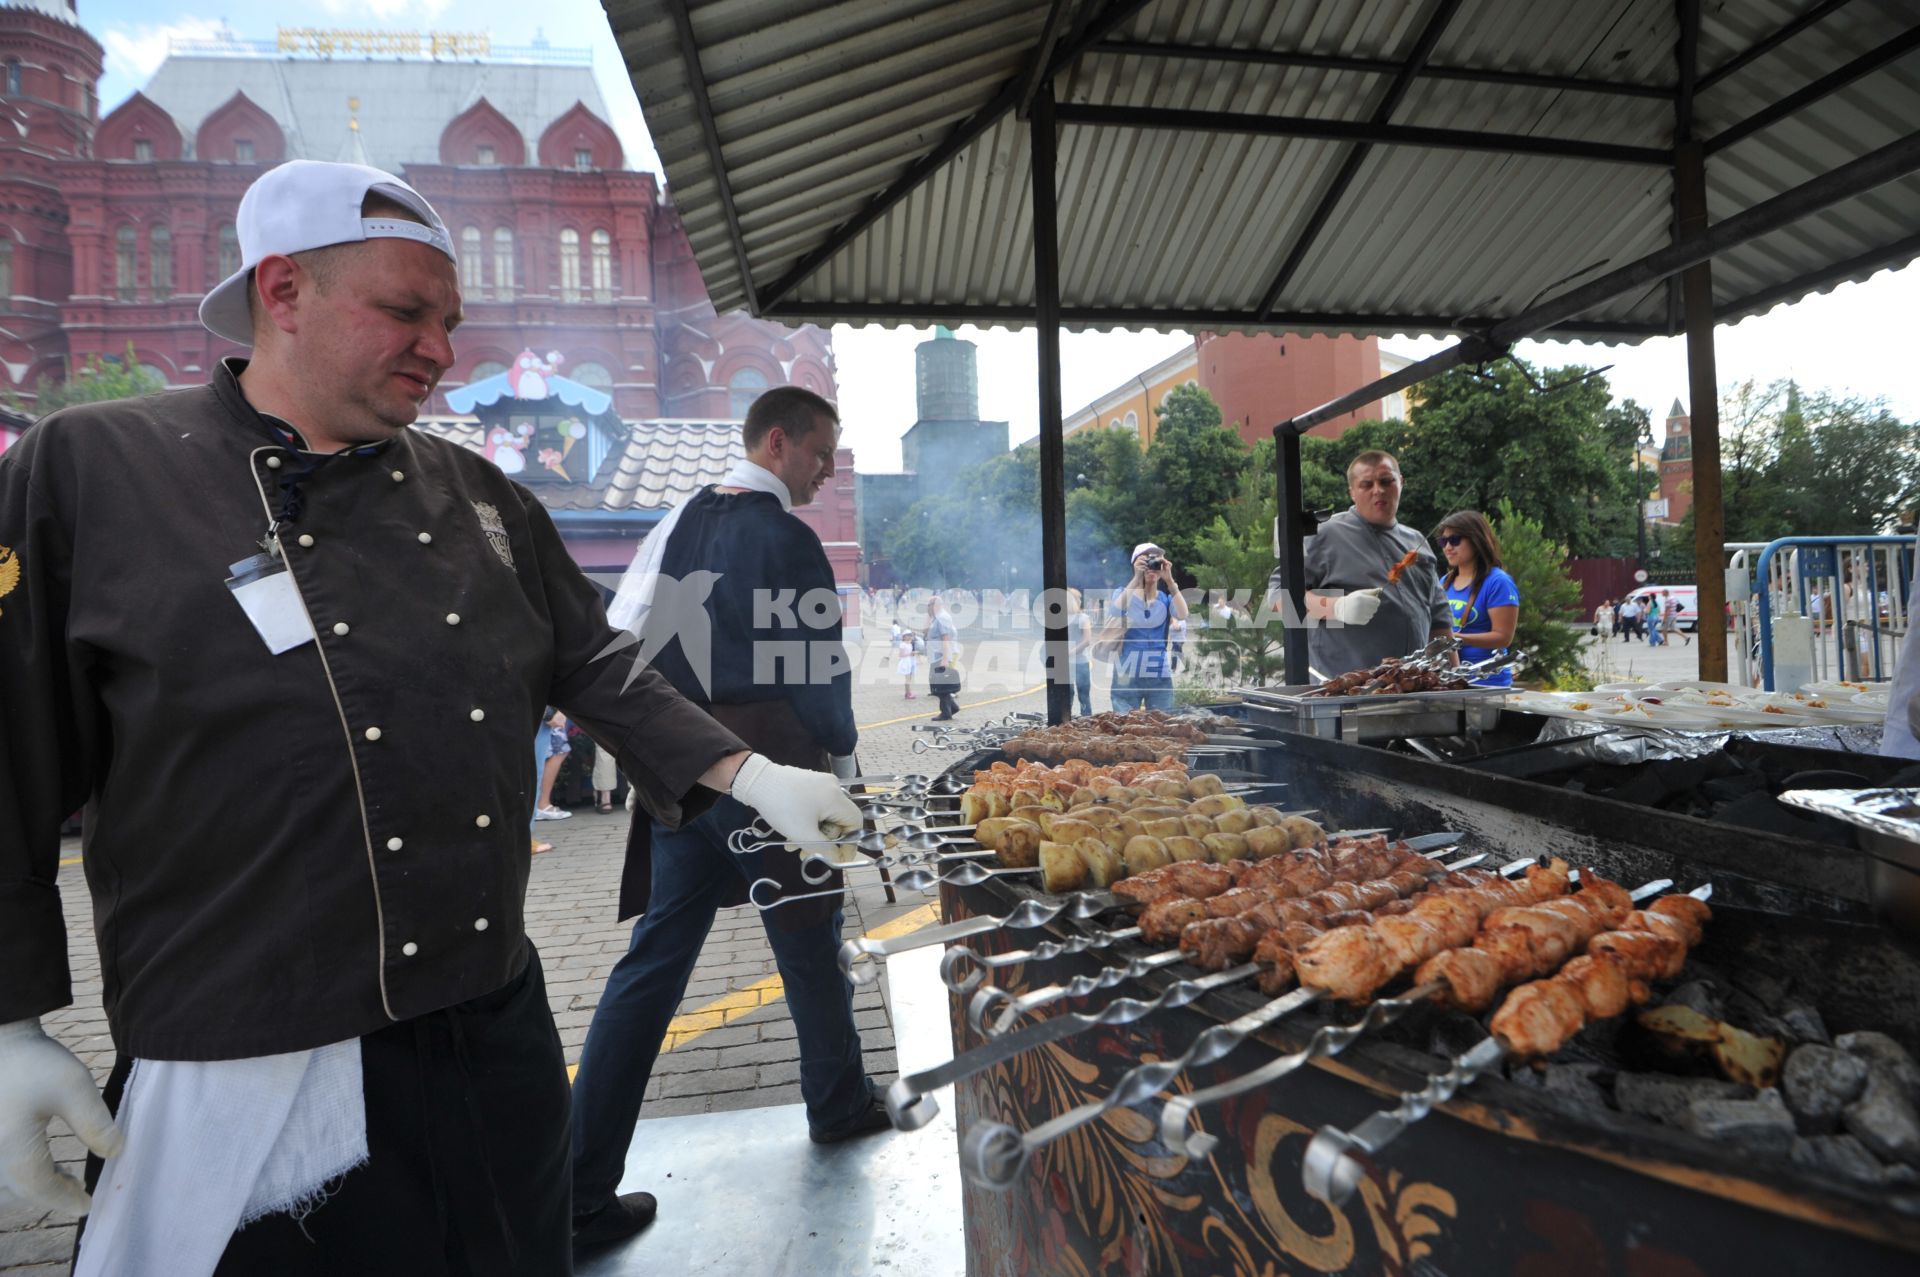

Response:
(1063, 331), (1409, 449)
(0, 8), (859, 583)
(1195, 331), (1388, 444)
(1658, 397), (1695, 524)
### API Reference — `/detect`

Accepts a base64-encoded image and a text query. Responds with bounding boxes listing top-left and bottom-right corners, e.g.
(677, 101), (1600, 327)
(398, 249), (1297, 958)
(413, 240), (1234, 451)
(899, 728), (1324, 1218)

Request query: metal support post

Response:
(1031, 85), (1072, 724)
(1676, 140), (1728, 681)
(1275, 429), (1313, 684)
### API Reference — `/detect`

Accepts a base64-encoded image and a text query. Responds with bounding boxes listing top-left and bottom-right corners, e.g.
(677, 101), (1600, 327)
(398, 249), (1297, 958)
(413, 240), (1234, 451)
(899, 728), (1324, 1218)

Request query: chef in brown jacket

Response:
(0, 160), (859, 1276)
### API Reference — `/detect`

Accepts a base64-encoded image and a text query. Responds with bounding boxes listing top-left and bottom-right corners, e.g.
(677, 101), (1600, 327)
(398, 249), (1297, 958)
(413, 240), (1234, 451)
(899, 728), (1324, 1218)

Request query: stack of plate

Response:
(1509, 678), (1892, 731)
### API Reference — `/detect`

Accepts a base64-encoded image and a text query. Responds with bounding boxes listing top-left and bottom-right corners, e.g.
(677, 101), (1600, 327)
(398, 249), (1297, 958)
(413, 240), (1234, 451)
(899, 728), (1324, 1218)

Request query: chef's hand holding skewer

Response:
(0, 1017), (125, 1213)
(728, 753), (864, 844)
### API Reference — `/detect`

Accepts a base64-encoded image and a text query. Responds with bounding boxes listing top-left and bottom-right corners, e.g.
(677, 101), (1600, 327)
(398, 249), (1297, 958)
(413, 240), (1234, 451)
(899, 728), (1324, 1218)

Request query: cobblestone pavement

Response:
(1580, 621), (1720, 685)
(0, 612), (1050, 1273)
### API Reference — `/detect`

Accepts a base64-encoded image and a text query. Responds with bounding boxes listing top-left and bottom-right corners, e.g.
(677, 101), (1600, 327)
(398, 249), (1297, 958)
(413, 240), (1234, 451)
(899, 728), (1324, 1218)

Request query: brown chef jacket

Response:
(0, 359), (747, 1060)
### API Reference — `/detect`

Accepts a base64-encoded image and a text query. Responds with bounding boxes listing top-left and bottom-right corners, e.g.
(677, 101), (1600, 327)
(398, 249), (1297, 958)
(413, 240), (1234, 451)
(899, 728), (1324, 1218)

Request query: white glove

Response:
(1331, 588), (1384, 626)
(731, 753), (864, 843)
(829, 754), (858, 781)
(0, 1017), (124, 1215)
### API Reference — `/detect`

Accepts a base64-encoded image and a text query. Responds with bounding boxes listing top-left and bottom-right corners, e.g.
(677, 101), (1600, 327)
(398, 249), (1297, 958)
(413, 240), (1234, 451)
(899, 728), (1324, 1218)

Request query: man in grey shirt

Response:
(1269, 449), (1452, 681)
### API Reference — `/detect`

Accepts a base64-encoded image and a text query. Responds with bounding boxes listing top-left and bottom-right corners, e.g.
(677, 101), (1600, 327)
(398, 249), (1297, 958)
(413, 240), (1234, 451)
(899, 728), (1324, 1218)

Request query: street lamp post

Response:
(1635, 425), (1653, 570)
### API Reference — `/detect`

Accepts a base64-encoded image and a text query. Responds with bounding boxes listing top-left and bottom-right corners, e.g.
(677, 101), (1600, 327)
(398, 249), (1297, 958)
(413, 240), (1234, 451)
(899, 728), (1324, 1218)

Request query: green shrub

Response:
(1491, 500), (1586, 688)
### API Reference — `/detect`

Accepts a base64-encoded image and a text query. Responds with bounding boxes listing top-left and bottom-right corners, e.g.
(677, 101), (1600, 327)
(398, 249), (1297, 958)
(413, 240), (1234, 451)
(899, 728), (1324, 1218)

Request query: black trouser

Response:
(79, 949), (572, 1277)
(930, 666), (961, 716)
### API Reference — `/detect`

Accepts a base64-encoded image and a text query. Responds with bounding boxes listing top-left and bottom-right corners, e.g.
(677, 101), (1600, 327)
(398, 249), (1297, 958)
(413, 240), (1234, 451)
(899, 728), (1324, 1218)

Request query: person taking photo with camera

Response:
(1098, 543), (1189, 711)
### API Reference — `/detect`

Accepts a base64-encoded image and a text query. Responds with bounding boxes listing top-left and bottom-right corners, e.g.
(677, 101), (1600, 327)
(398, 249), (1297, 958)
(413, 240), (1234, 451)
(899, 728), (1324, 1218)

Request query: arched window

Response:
(571, 361), (612, 389)
(0, 239), (12, 299)
(216, 226), (241, 282)
(139, 363), (167, 388)
(492, 228), (515, 301)
(589, 229), (612, 302)
(729, 367), (768, 419)
(557, 228), (581, 303)
(1124, 410), (1138, 436)
(149, 226), (172, 300)
(469, 360), (508, 384)
(4, 62), (19, 98)
(115, 226), (136, 301)
(459, 226), (484, 294)
(1109, 418), (1123, 431)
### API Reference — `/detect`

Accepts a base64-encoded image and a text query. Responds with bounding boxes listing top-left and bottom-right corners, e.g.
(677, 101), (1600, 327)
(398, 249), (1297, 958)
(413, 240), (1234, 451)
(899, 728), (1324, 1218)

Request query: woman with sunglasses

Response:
(1434, 511), (1520, 687)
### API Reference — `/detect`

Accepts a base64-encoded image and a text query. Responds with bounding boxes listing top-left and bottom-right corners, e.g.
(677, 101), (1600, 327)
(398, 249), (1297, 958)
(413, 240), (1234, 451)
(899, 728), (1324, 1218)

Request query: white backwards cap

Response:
(198, 160), (454, 346)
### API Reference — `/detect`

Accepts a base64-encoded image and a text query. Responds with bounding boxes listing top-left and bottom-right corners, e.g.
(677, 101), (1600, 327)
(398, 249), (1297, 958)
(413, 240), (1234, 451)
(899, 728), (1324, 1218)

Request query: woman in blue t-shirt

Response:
(1108, 542), (1189, 710)
(1434, 511), (1520, 687)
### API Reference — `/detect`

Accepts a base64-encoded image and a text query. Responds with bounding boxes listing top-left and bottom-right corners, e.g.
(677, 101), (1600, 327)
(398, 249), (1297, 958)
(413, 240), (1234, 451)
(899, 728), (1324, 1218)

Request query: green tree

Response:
(1491, 500), (1585, 687)
(1393, 359), (1637, 555)
(1144, 383), (1249, 569)
(883, 494), (975, 588)
(1188, 463), (1287, 686)
(8, 345), (164, 417)
(1672, 379), (1920, 553)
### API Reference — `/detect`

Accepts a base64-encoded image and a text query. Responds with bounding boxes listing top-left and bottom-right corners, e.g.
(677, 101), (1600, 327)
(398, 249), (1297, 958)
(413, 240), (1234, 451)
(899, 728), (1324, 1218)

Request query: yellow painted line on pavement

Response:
(59, 856), (81, 867)
(857, 683), (1045, 731)
(566, 901), (943, 1082)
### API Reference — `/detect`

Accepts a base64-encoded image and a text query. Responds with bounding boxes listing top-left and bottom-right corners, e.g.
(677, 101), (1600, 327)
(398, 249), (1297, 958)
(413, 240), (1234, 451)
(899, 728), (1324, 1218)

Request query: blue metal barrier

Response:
(1754, 535), (1914, 691)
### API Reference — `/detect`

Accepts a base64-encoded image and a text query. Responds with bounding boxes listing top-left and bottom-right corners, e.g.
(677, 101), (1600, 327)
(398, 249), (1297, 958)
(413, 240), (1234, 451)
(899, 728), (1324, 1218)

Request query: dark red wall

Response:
(1196, 331), (1385, 445)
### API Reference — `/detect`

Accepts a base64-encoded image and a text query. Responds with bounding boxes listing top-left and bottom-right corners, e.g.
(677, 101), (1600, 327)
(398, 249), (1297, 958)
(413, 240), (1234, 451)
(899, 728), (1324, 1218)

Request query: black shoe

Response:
(809, 1097), (894, 1145)
(931, 712), (954, 721)
(572, 1191), (658, 1252)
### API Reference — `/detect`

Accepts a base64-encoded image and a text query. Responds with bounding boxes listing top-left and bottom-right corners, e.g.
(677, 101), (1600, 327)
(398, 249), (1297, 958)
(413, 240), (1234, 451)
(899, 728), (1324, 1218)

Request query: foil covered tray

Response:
(1778, 787), (1920, 935)
(1237, 684), (1520, 710)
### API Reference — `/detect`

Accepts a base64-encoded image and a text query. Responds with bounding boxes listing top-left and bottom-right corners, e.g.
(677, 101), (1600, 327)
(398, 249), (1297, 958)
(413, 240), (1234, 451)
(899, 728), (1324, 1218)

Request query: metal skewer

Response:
(964, 851), (1490, 1036)
(948, 859), (1600, 1189)
(929, 823), (1416, 991)
(886, 852), (1527, 1139)
(1156, 875), (1677, 1162)
(1300, 882), (1715, 1206)
(833, 821), (1390, 979)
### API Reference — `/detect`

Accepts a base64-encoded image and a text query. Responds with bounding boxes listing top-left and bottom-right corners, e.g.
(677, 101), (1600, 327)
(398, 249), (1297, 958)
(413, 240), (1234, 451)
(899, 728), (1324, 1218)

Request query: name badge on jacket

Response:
(225, 551), (316, 654)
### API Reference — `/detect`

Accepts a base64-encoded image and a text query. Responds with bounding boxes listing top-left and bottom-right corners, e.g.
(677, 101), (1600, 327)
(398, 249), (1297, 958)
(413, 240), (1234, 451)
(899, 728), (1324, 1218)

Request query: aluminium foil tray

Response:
(1235, 684), (1518, 743)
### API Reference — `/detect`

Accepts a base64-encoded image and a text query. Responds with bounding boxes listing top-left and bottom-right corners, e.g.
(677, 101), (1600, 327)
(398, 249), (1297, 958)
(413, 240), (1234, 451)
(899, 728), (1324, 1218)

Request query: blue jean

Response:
(1111, 674), (1174, 711)
(1073, 661), (1092, 716)
(569, 794), (871, 1214)
(531, 728), (551, 832)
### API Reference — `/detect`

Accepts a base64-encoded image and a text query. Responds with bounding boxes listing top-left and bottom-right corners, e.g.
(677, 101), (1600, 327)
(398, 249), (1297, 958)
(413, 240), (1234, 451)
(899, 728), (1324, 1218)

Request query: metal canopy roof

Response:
(608, 0), (1920, 343)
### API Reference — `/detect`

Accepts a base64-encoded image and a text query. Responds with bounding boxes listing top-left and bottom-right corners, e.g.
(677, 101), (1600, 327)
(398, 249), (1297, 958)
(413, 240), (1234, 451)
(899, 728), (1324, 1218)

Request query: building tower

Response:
(1659, 397), (1695, 524)
(900, 327), (1005, 475)
(914, 325), (977, 420)
(0, 0), (102, 397)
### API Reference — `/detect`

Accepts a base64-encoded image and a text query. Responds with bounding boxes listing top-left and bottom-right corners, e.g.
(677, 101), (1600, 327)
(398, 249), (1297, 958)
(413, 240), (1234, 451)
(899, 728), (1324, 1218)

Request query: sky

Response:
(85, 0), (1920, 472)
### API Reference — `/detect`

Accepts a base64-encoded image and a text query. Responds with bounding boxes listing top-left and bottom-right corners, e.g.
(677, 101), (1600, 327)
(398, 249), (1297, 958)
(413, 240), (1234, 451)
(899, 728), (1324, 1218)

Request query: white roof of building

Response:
(2, 0), (80, 25)
(140, 54), (613, 170)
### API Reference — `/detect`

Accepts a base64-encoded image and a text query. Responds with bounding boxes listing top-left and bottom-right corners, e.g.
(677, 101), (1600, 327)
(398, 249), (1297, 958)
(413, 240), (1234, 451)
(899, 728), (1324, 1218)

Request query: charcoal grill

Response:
(896, 736), (1920, 1275)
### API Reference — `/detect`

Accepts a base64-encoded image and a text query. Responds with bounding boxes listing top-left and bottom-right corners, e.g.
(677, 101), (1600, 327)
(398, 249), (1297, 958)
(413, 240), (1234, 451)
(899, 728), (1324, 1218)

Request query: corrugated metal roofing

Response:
(607, 0), (1920, 342)
(140, 55), (612, 172)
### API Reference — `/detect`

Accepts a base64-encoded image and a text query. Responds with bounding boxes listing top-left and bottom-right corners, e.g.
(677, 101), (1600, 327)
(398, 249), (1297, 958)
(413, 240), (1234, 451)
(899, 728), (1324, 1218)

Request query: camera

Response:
(1144, 556), (1164, 570)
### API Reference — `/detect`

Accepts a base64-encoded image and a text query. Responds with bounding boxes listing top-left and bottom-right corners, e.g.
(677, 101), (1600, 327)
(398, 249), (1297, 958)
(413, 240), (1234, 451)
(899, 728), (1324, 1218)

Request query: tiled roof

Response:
(412, 417), (742, 515)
